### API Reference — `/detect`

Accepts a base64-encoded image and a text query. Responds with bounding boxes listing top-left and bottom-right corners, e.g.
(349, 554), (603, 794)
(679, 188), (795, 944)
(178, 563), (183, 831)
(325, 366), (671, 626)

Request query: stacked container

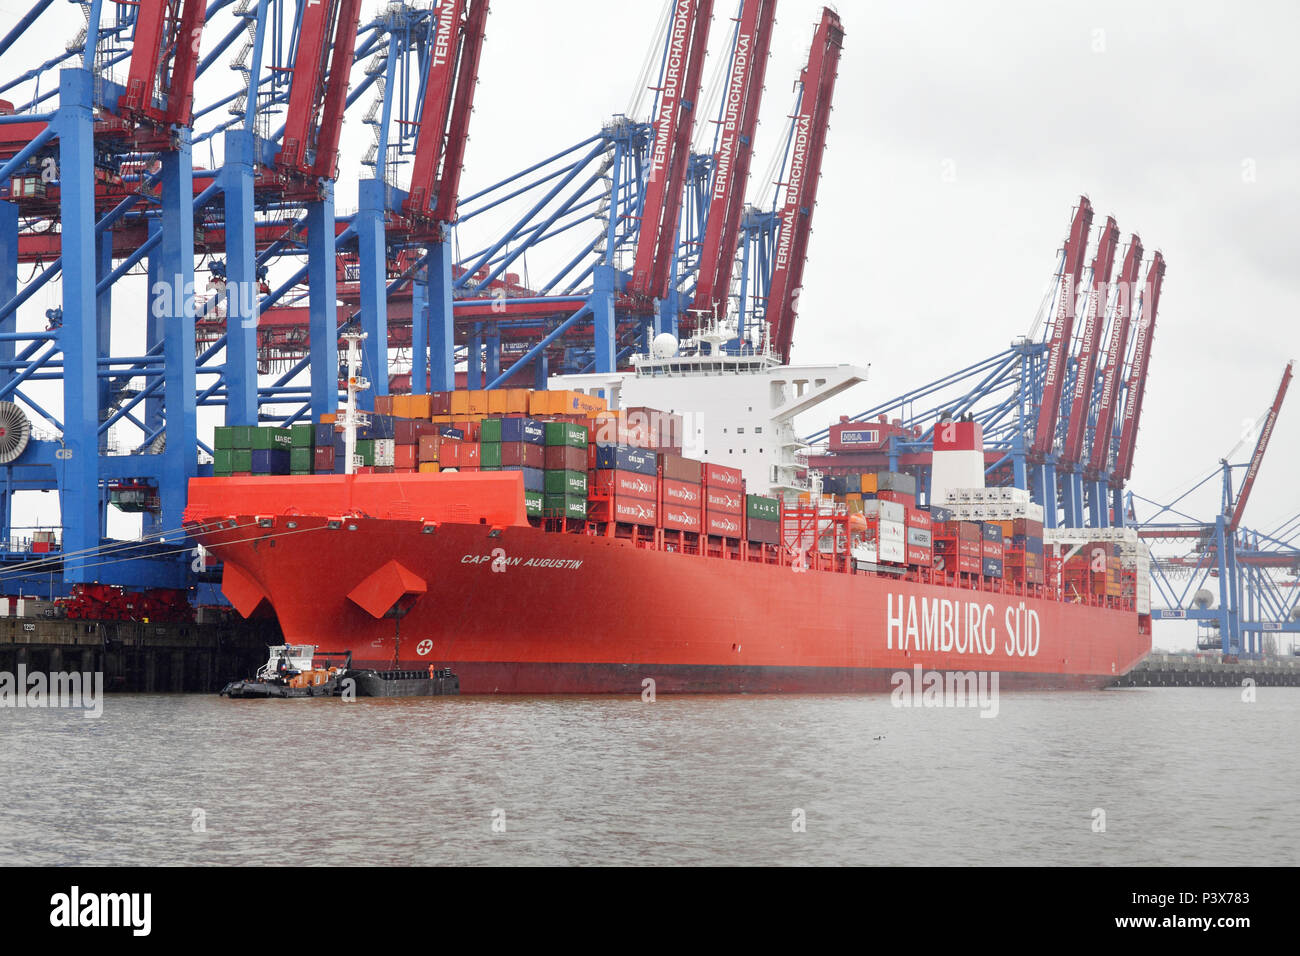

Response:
(746, 494), (780, 546)
(589, 443), (657, 525)
(904, 506), (932, 567)
(540, 421), (589, 519)
(864, 499), (906, 564)
(702, 463), (744, 538)
(659, 453), (703, 534)
(980, 521), (1004, 579)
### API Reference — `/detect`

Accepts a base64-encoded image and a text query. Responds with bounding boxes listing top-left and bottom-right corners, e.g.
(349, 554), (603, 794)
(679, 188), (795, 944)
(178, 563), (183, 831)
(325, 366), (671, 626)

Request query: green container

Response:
(290, 423), (314, 447)
(251, 427), (293, 450)
(544, 493), (587, 520)
(230, 426), (254, 449)
(213, 449), (234, 475)
(481, 465), (500, 471)
(544, 421), (588, 448)
(479, 442), (502, 467)
(523, 490), (544, 516)
(545, 469), (587, 496)
(290, 447), (312, 472)
(214, 427), (234, 450)
(356, 439), (375, 467)
(232, 450), (253, 473)
(746, 494), (780, 522)
(290, 470), (310, 477)
(480, 419), (503, 444)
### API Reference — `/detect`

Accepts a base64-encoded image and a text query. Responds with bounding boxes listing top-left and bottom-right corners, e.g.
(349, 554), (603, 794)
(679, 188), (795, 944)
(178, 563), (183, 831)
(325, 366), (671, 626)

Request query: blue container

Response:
(439, 426), (465, 440)
(333, 455), (347, 474)
(250, 449), (274, 474)
(368, 414), (396, 439)
(929, 505), (952, 523)
(980, 522), (1004, 543)
(1013, 534), (1044, 555)
(314, 423), (335, 446)
(982, 557), (1004, 578)
(503, 465), (545, 493)
(593, 443), (656, 476)
(501, 417), (545, 445)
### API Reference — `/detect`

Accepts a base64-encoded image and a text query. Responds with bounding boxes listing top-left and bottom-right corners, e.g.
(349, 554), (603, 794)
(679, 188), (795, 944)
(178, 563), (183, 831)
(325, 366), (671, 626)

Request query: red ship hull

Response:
(185, 474), (1151, 693)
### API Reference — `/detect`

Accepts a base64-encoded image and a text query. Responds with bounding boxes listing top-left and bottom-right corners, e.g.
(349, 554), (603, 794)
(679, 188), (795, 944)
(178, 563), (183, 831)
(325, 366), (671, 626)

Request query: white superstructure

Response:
(554, 328), (867, 493)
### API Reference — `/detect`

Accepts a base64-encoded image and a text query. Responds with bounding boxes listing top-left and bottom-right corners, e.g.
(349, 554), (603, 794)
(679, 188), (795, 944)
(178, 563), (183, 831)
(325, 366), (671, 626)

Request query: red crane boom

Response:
(631, 0), (715, 302)
(1113, 251), (1166, 484)
(1031, 196), (1093, 458)
(689, 0), (778, 327)
(1086, 234), (1143, 477)
(405, 0), (490, 224)
(1227, 359), (1292, 532)
(117, 0), (207, 128)
(275, 0), (363, 179)
(1060, 215), (1119, 465)
(766, 6), (843, 363)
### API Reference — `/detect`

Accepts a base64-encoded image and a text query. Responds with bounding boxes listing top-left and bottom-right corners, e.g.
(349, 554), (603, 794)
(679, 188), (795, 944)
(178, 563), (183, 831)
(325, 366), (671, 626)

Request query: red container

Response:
(705, 511), (743, 538)
(394, 444), (416, 469)
(588, 497), (657, 526)
(982, 540), (1004, 560)
(418, 435), (440, 463)
(958, 521), (982, 542)
(661, 478), (702, 509)
(459, 442), (481, 467)
(959, 540), (982, 559)
(591, 469), (658, 501)
(747, 517), (779, 545)
(905, 508), (932, 531)
(907, 545), (932, 565)
(500, 442), (544, 469)
(430, 391), (452, 415)
(439, 441), (460, 467)
(876, 489), (916, 508)
(544, 444), (587, 471)
(313, 446), (335, 468)
(957, 554), (981, 574)
(659, 452), (702, 484)
(661, 504), (702, 533)
(702, 462), (743, 491)
(705, 487), (742, 514)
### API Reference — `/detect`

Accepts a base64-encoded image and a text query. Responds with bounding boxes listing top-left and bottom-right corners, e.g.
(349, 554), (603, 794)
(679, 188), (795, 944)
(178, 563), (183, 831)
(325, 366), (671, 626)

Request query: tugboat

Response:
(220, 645), (459, 698)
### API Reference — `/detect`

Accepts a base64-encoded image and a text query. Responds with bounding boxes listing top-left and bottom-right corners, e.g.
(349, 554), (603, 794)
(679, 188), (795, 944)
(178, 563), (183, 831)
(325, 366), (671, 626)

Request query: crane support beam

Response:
(276, 0), (362, 178)
(1061, 215), (1118, 465)
(631, 0), (715, 302)
(690, 0), (777, 325)
(1031, 195), (1093, 458)
(1113, 251), (1166, 484)
(766, 6), (843, 363)
(1228, 360), (1293, 533)
(118, 0), (208, 128)
(1086, 233), (1143, 478)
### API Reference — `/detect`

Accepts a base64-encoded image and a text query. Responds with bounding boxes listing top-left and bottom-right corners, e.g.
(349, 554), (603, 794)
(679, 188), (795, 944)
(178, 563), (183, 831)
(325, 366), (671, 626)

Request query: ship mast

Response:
(340, 332), (370, 475)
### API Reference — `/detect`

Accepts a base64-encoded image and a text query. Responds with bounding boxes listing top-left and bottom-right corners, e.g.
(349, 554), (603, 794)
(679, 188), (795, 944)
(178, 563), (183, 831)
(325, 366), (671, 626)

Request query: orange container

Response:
(450, 390), (470, 416)
(487, 389), (508, 414)
(418, 462), (439, 474)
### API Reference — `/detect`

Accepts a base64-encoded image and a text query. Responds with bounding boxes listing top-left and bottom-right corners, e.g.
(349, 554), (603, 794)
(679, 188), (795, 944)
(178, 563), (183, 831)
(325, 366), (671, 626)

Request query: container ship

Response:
(184, 333), (1152, 693)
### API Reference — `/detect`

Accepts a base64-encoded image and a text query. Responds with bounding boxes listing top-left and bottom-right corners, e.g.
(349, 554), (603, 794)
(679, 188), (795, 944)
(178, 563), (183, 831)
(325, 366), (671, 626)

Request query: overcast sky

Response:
(1, 0), (1296, 647)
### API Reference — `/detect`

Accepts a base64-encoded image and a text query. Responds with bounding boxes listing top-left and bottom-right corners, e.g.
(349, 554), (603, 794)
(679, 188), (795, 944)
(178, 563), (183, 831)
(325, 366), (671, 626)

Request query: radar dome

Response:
(1193, 589), (1215, 609)
(651, 332), (679, 359)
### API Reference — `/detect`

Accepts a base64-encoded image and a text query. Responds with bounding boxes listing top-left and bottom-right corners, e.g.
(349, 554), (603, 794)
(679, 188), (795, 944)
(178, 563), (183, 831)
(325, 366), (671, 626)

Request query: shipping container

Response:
(588, 497), (657, 526)
(876, 471), (916, 495)
(662, 504), (702, 534)
(592, 443), (656, 476)
(418, 435), (440, 463)
(747, 517), (780, 545)
(479, 442), (503, 468)
(746, 494), (779, 523)
(661, 478), (703, 509)
(705, 511), (743, 538)
(499, 442), (544, 469)
(544, 469), (587, 497)
(659, 452), (703, 484)
(705, 486), (743, 515)
(543, 444), (587, 471)
(591, 469), (658, 501)
(523, 489), (543, 516)
(703, 462), (744, 491)
(544, 421), (589, 448)
(503, 465), (545, 493)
